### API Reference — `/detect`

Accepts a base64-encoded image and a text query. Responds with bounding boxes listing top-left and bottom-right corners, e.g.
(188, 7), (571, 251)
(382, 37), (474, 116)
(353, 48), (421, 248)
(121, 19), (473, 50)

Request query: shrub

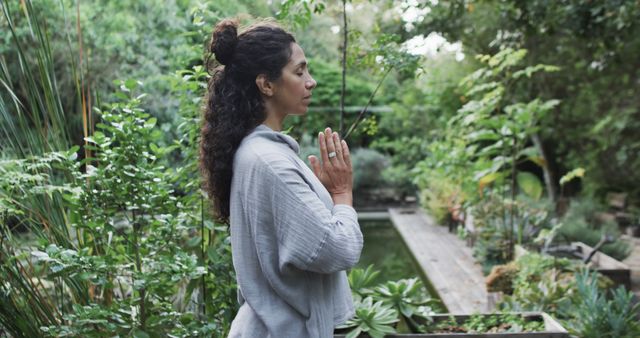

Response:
(351, 148), (391, 192)
(0, 83), (236, 337)
(557, 198), (631, 260)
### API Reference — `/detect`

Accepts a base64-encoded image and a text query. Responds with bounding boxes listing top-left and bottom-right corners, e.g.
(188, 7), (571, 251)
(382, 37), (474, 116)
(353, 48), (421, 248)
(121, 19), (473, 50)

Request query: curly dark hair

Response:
(200, 19), (296, 223)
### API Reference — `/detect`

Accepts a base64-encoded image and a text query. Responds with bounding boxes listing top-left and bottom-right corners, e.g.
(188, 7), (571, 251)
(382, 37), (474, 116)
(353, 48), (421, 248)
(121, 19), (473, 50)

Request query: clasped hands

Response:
(308, 128), (353, 206)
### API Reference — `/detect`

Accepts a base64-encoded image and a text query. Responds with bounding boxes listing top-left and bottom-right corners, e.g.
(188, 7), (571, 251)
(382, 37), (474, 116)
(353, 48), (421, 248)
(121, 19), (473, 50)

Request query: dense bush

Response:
(1, 81), (237, 337)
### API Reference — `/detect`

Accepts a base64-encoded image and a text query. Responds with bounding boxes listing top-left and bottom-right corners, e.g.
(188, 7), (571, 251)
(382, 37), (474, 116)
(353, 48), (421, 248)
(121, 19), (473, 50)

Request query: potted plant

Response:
(336, 266), (439, 338)
(335, 266), (569, 337)
(520, 240), (632, 290)
(499, 265), (640, 338)
(335, 311), (568, 338)
(414, 312), (566, 337)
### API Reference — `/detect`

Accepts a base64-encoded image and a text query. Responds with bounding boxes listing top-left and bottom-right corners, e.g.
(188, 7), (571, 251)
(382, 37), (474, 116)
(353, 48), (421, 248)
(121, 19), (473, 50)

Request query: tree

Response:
(404, 0), (640, 201)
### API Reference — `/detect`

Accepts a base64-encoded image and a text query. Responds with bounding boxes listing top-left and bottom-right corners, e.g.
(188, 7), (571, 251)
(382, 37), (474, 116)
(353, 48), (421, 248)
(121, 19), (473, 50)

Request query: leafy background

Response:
(1, 0), (639, 337)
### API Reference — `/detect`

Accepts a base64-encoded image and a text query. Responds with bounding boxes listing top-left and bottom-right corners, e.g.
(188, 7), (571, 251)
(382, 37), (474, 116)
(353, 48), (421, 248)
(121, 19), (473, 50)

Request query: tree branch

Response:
(344, 67), (392, 140)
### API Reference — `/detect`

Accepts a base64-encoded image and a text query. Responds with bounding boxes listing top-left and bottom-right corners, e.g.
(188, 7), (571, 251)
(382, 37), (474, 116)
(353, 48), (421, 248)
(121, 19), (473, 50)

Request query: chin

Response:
(291, 108), (308, 116)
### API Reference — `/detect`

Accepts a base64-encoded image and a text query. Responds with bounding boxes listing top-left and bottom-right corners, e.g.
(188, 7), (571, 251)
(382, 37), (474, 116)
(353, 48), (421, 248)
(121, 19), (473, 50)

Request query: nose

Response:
(305, 76), (317, 89)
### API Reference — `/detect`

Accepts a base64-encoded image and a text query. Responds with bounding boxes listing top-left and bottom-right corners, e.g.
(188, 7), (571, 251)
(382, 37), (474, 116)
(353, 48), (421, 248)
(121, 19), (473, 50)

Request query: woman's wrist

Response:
(331, 191), (353, 206)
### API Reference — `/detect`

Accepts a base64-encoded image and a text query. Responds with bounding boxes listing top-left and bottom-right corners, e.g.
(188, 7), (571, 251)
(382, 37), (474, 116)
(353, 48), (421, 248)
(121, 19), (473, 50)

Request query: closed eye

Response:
(294, 61), (308, 77)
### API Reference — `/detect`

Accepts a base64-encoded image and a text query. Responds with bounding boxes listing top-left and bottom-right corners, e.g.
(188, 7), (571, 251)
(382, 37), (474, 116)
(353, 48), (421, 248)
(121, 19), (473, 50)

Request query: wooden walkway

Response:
(389, 207), (490, 314)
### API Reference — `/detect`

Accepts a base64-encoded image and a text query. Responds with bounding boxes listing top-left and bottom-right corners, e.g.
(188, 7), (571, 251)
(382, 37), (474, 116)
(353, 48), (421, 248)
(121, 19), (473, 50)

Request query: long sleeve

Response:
(244, 154), (363, 274)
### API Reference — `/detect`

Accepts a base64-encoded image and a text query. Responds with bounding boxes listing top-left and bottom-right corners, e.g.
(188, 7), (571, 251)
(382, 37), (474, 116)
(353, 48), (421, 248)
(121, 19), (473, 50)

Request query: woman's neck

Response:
(262, 110), (284, 131)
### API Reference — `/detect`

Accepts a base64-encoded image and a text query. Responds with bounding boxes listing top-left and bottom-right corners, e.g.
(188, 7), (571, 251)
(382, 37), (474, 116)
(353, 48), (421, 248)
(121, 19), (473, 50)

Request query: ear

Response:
(255, 74), (275, 97)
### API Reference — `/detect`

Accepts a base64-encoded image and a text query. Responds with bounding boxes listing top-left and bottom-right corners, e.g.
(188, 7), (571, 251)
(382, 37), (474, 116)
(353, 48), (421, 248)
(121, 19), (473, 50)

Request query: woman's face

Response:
(271, 43), (317, 116)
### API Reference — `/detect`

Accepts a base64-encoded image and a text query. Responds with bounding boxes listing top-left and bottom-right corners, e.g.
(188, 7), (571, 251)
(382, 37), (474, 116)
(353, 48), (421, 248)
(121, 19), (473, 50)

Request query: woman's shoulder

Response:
(235, 135), (300, 172)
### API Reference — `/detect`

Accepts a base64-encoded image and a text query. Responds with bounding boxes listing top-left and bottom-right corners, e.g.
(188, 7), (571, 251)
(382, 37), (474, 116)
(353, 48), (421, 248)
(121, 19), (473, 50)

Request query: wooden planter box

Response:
(334, 312), (568, 337)
(569, 242), (631, 290)
(518, 242), (631, 290)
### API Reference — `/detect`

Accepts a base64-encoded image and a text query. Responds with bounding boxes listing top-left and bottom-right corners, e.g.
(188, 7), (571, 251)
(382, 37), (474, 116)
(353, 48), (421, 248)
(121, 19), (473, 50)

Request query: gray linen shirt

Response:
(227, 125), (364, 338)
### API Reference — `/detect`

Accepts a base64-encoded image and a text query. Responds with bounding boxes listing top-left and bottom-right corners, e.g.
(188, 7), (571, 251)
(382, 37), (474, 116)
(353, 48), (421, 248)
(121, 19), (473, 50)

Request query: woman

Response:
(199, 19), (364, 338)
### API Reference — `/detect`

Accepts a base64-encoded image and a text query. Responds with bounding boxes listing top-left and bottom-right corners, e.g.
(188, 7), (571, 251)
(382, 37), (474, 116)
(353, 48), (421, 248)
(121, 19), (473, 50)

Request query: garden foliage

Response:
(2, 0), (640, 336)
(1, 79), (237, 337)
(500, 253), (640, 338)
(1, 1), (240, 335)
(339, 266), (438, 337)
(408, 0), (640, 201)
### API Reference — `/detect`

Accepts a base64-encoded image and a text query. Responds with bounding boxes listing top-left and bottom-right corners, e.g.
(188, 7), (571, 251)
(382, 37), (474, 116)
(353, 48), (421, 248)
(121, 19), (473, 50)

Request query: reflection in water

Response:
(354, 220), (440, 303)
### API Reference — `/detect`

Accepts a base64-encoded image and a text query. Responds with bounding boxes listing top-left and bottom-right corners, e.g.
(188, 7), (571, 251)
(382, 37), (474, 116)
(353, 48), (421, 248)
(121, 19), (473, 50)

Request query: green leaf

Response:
(186, 236), (202, 248)
(467, 130), (500, 142)
(31, 251), (50, 262)
(132, 328), (150, 338)
(348, 265), (381, 295)
(540, 99), (561, 111)
(124, 79), (139, 91)
(513, 64), (561, 78)
(149, 143), (160, 155)
(144, 117), (157, 129)
(518, 146), (538, 159)
(346, 327), (362, 338)
(559, 167), (586, 186)
(203, 219), (215, 231)
(517, 172), (543, 200)
(207, 246), (218, 262)
(67, 145), (80, 160)
(592, 115), (613, 133)
(478, 172), (503, 193)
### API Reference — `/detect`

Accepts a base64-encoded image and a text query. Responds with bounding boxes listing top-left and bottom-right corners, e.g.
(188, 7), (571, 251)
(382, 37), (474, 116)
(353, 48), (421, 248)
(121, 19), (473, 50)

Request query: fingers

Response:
(324, 128), (338, 164)
(308, 155), (321, 177)
(318, 131), (330, 164)
(332, 132), (344, 161)
(341, 139), (351, 168)
(314, 127), (353, 196)
(318, 128), (349, 168)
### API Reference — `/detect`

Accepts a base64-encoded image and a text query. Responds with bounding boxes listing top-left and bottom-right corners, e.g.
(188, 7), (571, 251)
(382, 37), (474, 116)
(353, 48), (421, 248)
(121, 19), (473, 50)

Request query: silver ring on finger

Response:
(328, 151), (337, 158)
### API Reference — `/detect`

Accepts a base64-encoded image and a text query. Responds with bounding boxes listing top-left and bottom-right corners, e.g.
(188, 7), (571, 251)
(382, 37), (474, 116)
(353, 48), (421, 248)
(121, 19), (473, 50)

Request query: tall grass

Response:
(0, 0), (88, 241)
(1, 0), (72, 154)
(0, 0), (92, 335)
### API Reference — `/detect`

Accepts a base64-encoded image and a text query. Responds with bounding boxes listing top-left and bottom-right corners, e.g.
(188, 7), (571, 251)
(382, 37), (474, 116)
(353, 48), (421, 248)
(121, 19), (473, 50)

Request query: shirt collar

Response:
(249, 124), (300, 154)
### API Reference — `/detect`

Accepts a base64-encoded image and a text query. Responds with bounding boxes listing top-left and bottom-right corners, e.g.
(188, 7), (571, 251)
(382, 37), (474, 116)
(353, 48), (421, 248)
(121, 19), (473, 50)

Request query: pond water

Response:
(354, 219), (442, 305)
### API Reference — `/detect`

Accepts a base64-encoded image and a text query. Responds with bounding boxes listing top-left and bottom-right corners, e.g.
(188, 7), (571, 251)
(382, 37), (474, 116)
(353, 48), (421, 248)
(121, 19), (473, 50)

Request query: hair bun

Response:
(210, 19), (238, 66)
